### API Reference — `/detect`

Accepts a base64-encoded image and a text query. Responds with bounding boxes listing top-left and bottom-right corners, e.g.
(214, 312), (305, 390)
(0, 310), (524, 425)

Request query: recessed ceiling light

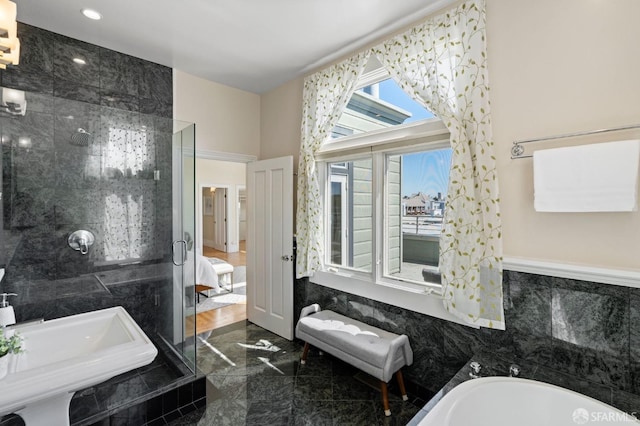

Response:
(81, 9), (102, 20)
(73, 57), (86, 65)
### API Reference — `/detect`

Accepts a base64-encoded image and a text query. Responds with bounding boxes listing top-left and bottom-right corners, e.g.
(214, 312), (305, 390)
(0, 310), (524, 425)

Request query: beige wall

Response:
(260, 78), (304, 168)
(487, 0), (640, 270)
(174, 69), (261, 157)
(196, 159), (246, 188)
(256, 0), (640, 271)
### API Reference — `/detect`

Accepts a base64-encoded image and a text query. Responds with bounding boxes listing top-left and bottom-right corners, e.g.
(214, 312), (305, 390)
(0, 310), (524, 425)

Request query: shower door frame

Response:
(169, 122), (197, 371)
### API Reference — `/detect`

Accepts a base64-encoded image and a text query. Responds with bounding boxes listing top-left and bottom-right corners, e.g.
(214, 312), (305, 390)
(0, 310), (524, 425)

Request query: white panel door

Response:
(247, 156), (294, 340)
(213, 188), (227, 252)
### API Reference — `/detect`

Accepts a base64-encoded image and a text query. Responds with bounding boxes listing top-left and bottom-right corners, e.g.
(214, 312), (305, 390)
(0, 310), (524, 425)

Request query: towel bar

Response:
(511, 123), (640, 159)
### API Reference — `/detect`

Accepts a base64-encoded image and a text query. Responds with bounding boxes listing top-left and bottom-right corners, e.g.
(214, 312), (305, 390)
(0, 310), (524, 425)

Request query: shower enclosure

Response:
(165, 120), (197, 369)
(0, 87), (199, 421)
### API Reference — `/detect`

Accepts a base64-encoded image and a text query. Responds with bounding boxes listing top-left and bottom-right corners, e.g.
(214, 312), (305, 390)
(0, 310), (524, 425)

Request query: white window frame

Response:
(328, 173), (349, 266)
(314, 115), (472, 325)
(379, 144), (451, 288)
(319, 123), (450, 289)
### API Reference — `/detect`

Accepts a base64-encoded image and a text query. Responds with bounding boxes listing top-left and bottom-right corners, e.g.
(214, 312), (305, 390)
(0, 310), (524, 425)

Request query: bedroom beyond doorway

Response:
(186, 242), (247, 335)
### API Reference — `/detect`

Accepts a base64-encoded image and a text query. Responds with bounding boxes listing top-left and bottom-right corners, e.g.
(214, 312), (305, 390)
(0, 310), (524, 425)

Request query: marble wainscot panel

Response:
(295, 270), (639, 405)
(550, 277), (630, 390)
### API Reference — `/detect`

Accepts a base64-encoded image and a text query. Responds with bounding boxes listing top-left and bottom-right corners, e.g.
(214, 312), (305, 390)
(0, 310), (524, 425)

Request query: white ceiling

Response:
(16, 0), (453, 94)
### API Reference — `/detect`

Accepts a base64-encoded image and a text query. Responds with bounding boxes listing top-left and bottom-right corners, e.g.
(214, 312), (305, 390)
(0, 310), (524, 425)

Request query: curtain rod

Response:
(511, 123), (640, 159)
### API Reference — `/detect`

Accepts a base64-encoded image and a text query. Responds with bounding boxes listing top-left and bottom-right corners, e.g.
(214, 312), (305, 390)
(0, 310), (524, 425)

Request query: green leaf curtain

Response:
(296, 0), (504, 329)
(295, 51), (370, 278)
(373, 0), (503, 328)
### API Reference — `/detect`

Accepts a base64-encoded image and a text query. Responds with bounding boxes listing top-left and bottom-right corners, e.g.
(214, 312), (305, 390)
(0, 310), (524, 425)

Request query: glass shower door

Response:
(168, 121), (197, 370)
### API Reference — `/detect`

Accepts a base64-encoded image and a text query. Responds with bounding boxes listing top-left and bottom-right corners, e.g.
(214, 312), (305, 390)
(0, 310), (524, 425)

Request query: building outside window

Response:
(322, 61), (451, 288)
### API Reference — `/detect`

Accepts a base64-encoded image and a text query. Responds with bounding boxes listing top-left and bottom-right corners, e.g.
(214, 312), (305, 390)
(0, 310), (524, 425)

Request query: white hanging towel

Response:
(533, 139), (640, 212)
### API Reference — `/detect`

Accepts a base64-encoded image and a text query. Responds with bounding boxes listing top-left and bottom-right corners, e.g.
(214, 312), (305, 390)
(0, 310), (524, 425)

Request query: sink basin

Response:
(0, 306), (157, 426)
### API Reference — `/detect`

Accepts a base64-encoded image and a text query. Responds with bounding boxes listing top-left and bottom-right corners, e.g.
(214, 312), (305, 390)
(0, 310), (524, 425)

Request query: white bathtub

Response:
(418, 377), (639, 426)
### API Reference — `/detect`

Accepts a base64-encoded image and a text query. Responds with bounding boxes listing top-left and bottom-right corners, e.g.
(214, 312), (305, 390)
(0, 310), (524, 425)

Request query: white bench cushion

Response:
(206, 257), (234, 285)
(296, 308), (413, 382)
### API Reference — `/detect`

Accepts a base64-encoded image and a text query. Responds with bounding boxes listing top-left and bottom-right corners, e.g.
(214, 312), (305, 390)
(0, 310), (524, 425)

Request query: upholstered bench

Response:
(195, 258), (235, 302)
(207, 257), (234, 289)
(295, 304), (413, 416)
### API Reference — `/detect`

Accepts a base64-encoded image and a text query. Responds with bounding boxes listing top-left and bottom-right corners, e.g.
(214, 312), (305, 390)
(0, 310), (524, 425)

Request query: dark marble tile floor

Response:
(170, 320), (425, 426)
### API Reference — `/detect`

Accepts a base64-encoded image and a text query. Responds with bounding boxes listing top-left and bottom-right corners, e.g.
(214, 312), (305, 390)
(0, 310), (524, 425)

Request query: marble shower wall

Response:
(295, 270), (640, 398)
(0, 23), (173, 323)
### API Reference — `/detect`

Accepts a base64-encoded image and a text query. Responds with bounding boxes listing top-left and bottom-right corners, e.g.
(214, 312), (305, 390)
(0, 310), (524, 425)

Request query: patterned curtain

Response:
(102, 121), (155, 262)
(295, 51), (370, 278)
(373, 0), (504, 329)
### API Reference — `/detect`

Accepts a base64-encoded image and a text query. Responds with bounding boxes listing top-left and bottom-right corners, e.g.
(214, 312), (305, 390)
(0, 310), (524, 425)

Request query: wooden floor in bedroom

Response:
(185, 301), (247, 337)
(202, 241), (246, 267)
(186, 242), (247, 336)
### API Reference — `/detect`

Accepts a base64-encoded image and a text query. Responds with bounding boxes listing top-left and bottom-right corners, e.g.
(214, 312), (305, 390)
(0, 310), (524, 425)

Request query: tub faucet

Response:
(469, 361), (482, 378)
(509, 364), (521, 377)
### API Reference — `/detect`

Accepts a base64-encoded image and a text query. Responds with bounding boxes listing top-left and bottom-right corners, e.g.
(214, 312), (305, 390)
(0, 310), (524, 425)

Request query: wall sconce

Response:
(0, 0), (19, 69)
(1, 87), (26, 115)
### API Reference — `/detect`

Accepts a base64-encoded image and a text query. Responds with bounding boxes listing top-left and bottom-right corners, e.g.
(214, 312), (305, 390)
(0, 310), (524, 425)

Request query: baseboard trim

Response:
(503, 257), (640, 289)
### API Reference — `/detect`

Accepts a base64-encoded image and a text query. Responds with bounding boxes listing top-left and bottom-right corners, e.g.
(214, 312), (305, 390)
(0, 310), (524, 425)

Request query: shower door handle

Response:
(172, 240), (187, 266)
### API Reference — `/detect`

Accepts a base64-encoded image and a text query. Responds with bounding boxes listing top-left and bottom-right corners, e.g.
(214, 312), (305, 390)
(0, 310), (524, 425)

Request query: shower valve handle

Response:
(68, 230), (95, 255)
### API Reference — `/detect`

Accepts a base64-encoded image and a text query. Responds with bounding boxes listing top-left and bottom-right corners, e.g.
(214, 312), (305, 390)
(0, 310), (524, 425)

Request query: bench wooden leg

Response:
(300, 342), (310, 365)
(380, 381), (391, 416)
(396, 370), (409, 401)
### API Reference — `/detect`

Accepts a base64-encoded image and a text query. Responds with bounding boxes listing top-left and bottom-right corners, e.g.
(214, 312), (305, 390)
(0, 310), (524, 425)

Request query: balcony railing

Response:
(402, 215), (443, 236)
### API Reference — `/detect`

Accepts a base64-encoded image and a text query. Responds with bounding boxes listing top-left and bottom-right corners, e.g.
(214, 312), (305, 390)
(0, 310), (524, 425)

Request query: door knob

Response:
(281, 255), (291, 261)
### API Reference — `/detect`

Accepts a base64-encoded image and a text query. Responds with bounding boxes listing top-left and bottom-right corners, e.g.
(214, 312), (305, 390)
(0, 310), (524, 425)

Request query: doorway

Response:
(197, 242), (247, 330)
(191, 158), (249, 334)
(201, 186), (228, 252)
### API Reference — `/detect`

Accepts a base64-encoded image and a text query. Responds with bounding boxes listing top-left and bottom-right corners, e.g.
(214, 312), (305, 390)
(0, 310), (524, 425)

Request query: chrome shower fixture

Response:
(68, 229), (95, 255)
(70, 128), (92, 146)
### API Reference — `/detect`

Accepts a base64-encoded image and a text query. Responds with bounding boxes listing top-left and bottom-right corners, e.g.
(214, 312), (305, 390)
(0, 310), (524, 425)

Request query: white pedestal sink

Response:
(0, 306), (158, 426)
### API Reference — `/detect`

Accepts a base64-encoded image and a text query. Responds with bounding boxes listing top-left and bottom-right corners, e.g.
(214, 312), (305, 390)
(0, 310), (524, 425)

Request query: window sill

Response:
(310, 270), (476, 328)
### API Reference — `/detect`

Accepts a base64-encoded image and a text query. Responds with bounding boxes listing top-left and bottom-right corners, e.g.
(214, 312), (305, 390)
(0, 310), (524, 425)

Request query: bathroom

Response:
(2, 0), (640, 425)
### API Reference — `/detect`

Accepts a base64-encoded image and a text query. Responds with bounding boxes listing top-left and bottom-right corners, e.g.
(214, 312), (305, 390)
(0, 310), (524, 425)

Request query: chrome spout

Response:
(509, 364), (521, 377)
(78, 238), (88, 255)
(469, 361), (482, 378)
